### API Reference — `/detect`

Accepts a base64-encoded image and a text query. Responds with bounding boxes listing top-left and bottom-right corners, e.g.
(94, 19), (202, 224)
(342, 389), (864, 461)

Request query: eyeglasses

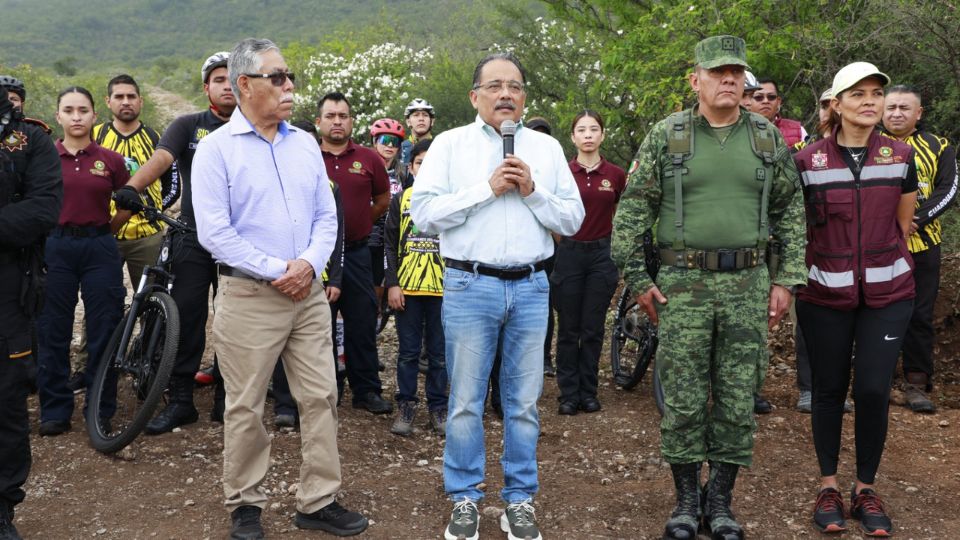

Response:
(473, 79), (525, 95)
(374, 134), (402, 148)
(243, 71), (296, 87)
(752, 93), (779, 102)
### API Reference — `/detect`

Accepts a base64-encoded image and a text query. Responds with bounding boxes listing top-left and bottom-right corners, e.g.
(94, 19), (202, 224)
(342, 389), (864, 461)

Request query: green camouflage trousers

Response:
(654, 265), (769, 467)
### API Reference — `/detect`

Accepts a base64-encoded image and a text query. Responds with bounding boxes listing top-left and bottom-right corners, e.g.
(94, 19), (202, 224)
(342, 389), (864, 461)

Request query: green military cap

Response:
(695, 35), (750, 70)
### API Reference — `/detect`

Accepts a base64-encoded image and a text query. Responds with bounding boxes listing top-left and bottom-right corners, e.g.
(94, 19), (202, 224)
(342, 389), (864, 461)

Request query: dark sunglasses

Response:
(374, 134), (402, 148)
(752, 93), (779, 102)
(243, 71), (296, 87)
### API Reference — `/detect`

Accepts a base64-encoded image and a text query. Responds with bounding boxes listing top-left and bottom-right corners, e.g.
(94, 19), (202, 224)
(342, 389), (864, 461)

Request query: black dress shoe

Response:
(558, 401), (579, 416)
(38, 420), (71, 437)
(146, 403), (199, 435)
(295, 501), (369, 535)
(753, 393), (772, 414)
(543, 365), (556, 377)
(352, 392), (393, 414)
(229, 506), (264, 540)
(580, 397), (602, 413)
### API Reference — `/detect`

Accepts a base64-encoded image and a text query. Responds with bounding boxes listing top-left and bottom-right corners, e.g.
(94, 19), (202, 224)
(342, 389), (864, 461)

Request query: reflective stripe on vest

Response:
(801, 168), (854, 186)
(864, 257), (911, 283)
(808, 265), (854, 288)
(860, 163), (909, 181)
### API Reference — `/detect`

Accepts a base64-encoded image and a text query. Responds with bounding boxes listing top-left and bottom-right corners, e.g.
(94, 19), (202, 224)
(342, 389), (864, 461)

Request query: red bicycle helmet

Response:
(369, 118), (405, 139)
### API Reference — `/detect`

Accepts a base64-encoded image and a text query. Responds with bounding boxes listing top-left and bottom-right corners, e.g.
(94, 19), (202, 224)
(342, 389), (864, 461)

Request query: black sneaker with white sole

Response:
(444, 499), (479, 540)
(500, 500), (542, 540)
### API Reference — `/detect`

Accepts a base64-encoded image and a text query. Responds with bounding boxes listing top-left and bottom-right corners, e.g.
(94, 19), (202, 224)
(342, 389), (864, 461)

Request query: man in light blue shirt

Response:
(411, 52), (584, 540)
(192, 38), (367, 540)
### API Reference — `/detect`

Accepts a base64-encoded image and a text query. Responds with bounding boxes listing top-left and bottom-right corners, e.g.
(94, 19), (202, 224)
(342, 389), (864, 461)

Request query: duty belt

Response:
(660, 247), (762, 271)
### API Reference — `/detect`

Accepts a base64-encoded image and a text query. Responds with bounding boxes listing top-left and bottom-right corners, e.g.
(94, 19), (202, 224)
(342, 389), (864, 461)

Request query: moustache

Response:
(495, 101), (516, 111)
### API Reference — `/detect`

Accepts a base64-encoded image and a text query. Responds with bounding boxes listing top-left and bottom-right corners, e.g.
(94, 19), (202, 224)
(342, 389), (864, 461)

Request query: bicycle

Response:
(86, 202), (191, 453)
(609, 285), (665, 415)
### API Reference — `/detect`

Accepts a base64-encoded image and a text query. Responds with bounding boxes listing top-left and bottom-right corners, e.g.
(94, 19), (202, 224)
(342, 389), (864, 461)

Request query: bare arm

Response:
(898, 191), (918, 238)
(371, 191), (390, 222)
(127, 148), (175, 192)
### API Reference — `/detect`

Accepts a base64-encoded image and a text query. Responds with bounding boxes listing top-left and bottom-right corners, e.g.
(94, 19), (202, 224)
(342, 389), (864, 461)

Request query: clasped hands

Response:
(271, 259), (315, 301)
(489, 156), (534, 197)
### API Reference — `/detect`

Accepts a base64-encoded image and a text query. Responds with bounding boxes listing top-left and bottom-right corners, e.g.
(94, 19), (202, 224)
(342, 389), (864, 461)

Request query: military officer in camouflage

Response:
(612, 36), (806, 540)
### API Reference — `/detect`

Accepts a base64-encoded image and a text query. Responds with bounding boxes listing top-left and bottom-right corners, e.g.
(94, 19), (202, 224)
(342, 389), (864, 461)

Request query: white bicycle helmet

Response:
(404, 98), (435, 118)
(201, 52), (230, 84)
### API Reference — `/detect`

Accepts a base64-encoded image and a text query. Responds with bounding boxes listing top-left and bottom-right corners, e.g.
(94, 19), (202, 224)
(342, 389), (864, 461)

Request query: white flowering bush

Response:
(295, 42), (433, 138)
(492, 17), (639, 164)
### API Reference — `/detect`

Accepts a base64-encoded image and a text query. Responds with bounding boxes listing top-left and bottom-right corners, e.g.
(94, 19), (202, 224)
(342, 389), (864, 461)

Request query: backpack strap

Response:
(666, 110), (694, 250)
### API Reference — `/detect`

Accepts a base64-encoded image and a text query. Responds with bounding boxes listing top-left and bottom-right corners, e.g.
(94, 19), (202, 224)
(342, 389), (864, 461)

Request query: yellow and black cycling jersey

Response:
(93, 122), (170, 240)
(882, 128), (958, 252)
(383, 188), (443, 295)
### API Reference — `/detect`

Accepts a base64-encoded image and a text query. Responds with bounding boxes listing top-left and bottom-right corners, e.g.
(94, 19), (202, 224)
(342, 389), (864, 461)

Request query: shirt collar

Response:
(570, 157), (606, 174)
(474, 114), (525, 139)
(229, 106), (291, 139)
(55, 139), (98, 157)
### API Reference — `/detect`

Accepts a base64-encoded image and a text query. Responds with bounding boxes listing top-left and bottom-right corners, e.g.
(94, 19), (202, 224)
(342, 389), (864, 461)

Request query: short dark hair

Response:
(57, 86), (95, 110)
(107, 74), (140, 97)
(317, 92), (351, 114)
(526, 116), (552, 135)
(410, 138), (433, 161)
(886, 84), (922, 104)
(472, 52), (526, 87)
(570, 110), (604, 134)
(292, 120), (317, 134)
(756, 77), (780, 95)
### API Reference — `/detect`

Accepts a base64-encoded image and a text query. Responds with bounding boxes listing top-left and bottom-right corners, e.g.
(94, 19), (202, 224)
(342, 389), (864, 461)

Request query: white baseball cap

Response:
(831, 62), (890, 97)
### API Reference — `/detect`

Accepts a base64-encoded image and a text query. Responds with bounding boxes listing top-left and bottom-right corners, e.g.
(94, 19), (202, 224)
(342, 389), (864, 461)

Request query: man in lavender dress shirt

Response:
(192, 38), (367, 539)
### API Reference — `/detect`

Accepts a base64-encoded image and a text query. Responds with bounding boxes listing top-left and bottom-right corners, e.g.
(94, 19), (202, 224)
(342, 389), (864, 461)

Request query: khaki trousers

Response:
(213, 275), (340, 513)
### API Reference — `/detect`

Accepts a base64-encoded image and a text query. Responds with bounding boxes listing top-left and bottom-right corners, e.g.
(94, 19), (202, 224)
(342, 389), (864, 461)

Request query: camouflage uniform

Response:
(612, 42), (806, 468)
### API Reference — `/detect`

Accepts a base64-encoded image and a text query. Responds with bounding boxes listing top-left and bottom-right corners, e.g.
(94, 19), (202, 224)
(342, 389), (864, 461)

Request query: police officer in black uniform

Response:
(0, 86), (62, 540)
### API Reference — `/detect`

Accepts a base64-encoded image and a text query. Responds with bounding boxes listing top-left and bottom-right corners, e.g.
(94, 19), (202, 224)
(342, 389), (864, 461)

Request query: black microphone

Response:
(500, 119), (516, 158)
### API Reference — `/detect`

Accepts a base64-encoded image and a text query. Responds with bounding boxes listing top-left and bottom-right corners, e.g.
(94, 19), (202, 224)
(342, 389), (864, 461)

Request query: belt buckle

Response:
(717, 249), (736, 271)
(693, 250), (705, 270)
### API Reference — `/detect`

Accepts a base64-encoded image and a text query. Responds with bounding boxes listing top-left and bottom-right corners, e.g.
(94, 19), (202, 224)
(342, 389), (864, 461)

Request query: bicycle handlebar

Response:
(112, 193), (194, 233)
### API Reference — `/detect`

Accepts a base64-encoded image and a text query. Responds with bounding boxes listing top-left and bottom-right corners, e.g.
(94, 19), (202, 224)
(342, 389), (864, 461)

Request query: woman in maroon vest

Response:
(552, 110), (625, 415)
(793, 63), (918, 537)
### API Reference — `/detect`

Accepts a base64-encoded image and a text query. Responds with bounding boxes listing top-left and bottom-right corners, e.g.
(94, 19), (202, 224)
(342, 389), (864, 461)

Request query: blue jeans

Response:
(395, 295), (447, 411)
(442, 267), (548, 503)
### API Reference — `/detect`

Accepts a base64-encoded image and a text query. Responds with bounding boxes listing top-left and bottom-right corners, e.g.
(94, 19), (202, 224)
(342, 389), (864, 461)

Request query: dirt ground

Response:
(15, 254), (960, 540)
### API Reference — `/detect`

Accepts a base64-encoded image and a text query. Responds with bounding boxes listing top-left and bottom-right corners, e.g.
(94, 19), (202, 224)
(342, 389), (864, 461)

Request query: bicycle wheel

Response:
(87, 291), (180, 453)
(610, 287), (658, 390)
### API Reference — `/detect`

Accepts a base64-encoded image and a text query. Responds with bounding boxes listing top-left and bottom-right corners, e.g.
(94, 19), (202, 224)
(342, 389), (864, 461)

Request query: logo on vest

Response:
(875, 146), (895, 164)
(349, 160), (364, 174)
(811, 151), (828, 170)
(2, 130), (27, 152)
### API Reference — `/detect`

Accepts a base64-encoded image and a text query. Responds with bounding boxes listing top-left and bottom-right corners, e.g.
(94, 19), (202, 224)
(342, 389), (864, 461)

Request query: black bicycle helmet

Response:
(0, 75), (26, 101)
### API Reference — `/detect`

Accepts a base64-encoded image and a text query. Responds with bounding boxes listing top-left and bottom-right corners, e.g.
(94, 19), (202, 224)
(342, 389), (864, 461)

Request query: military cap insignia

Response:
(2, 130), (27, 152)
(721, 37), (735, 51)
(811, 151), (828, 169)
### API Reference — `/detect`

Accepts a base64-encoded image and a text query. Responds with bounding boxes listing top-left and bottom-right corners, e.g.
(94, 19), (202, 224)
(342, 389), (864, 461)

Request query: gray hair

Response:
(228, 38), (281, 96)
(472, 52), (526, 87)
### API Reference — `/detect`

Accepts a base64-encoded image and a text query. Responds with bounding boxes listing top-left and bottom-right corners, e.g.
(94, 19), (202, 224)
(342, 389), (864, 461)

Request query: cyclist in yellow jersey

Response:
(96, 74), (174, 283)
(881, 84), (958, 413)
(384, 139), (447, 436)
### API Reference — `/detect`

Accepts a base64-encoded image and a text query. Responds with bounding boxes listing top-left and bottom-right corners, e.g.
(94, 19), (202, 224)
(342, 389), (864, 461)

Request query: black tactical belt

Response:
(218, 265), (265, 281)
(660, 247), (762, 271)
(445, 258), (545, 280)
(51, 224), (111, 237)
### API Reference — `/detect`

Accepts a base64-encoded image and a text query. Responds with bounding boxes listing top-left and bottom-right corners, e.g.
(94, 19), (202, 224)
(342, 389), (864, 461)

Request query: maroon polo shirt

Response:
(568, 157), (627, 241)
(56, 140), (129, 226)
(322, 140), (390, 242)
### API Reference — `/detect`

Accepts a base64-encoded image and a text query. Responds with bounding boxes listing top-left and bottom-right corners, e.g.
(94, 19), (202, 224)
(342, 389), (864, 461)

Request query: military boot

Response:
(663, 463), (702, 540)
(145, 377), (199, 434)
(903, 372), (935, 413)
(703, 461), (744, 540)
